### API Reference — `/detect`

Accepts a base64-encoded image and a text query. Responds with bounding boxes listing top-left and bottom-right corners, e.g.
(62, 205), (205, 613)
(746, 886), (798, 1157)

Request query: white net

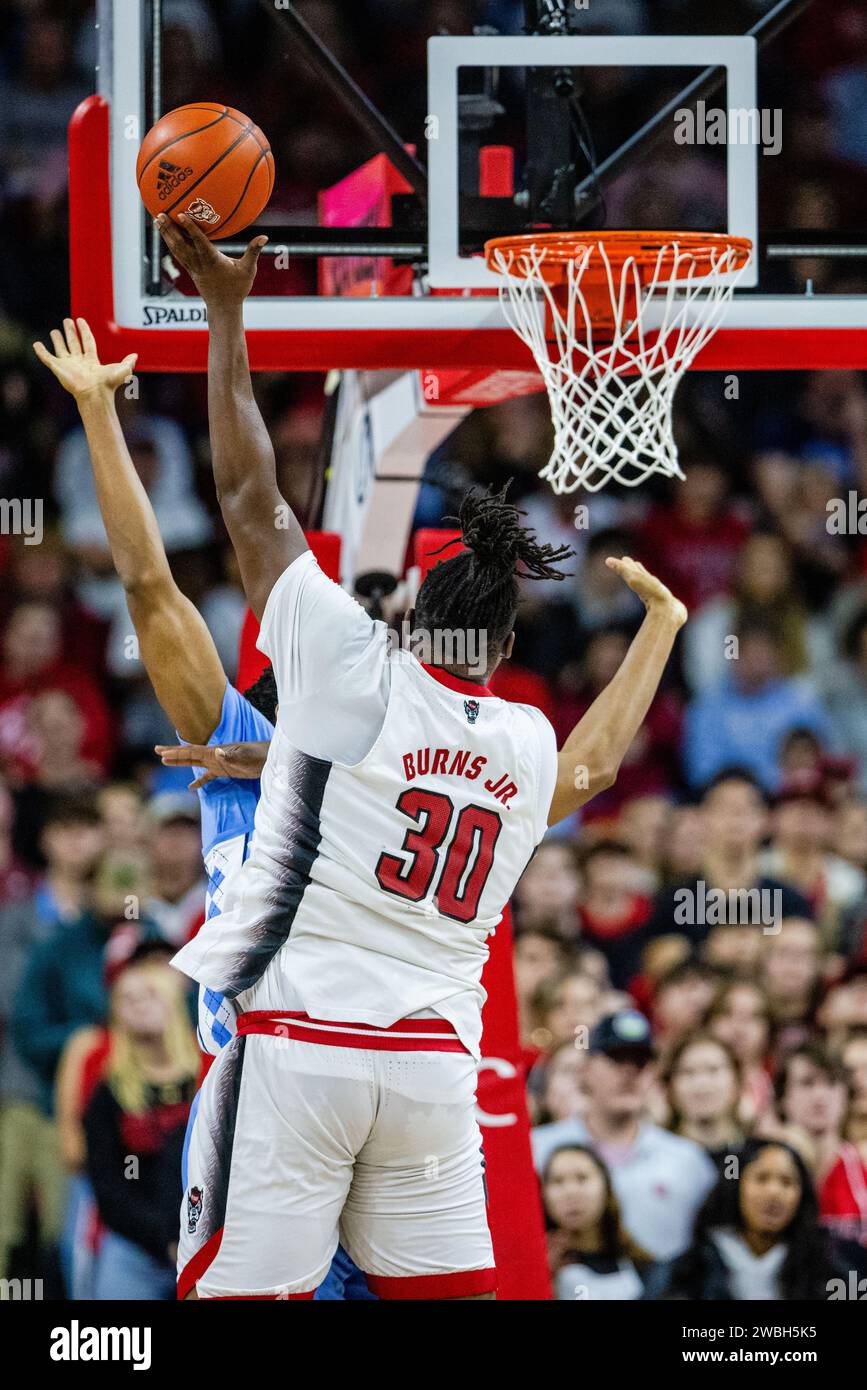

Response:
(489, 237), (750, 494)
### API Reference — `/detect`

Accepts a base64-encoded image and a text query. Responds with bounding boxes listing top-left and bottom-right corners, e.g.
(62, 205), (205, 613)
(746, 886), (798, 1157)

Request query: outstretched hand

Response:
(155, 213), (267, 306)
(155, 740), (270, 790)
(606, 555), (687, 628)
(33, 318), (137, 401)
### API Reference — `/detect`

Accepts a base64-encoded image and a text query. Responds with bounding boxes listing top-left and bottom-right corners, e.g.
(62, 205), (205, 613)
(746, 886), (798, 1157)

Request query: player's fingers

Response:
(176, 212), (215, 254)
(121, 353), (138, 378)
(188, 773), (213, 790)
(63, 318), (83, 356)
(50, 328), (69, 358)
(154, 213), (190, 257)
(77, 318), (98, 358)
(240, 235), (268, 273)
(32, 341), (56, 370)
(155, 744), (205, 766)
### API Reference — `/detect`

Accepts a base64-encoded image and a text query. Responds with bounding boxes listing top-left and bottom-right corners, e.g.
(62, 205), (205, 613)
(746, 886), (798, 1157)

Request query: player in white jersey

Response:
(158, 212), (687, 1301)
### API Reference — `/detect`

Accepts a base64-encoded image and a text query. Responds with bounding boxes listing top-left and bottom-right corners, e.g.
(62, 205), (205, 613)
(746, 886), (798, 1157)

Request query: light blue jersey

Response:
(191, 683), (273, 1054)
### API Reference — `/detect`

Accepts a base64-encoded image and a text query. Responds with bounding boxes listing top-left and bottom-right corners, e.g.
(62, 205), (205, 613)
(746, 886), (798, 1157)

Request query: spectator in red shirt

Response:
(637, 459), (751, 613)
(0, 600), (112, 786)
(577, 841), (652, 990)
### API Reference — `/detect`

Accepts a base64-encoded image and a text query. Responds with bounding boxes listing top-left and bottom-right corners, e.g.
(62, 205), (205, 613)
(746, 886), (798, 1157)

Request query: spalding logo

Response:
(187, 198), (221, 226)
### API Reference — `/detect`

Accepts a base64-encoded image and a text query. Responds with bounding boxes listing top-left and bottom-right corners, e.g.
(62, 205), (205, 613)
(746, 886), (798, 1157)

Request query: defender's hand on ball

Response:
(606, 555), (687, 628)
(155, 212), (267, 306)
(32, 318), (137, 400)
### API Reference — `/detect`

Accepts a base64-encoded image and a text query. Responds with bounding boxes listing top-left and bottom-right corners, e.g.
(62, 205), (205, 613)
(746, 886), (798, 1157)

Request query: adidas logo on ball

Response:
(156, 159), (194, 198)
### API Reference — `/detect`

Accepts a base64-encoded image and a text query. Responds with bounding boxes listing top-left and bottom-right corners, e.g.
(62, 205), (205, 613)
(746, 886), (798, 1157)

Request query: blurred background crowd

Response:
(2, 0), (867, 1300)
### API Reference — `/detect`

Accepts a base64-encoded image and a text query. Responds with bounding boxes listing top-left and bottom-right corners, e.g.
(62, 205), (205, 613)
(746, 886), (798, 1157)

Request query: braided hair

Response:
(414, 483), (574, 666)
(242, 664), (278, 725)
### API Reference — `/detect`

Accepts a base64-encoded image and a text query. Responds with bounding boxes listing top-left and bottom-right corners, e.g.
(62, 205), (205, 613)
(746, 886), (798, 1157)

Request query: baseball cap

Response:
(588, 1009), (654, 1061)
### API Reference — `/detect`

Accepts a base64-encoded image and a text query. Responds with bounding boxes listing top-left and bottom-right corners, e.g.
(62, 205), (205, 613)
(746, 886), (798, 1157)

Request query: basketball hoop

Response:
(485, 231), (752, 494)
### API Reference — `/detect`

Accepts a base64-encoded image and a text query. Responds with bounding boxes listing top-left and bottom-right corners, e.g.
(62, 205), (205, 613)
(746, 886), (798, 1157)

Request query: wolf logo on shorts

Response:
(464, 697), (480, 724)
(187, 1185), (204, 1234)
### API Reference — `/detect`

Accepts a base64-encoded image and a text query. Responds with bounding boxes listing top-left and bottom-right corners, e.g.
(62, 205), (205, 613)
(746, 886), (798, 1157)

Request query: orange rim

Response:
(485, 230), (753, 288)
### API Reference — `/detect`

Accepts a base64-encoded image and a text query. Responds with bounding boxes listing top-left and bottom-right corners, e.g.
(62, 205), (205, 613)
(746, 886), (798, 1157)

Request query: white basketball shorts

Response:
(177, 1010), (496, 1299)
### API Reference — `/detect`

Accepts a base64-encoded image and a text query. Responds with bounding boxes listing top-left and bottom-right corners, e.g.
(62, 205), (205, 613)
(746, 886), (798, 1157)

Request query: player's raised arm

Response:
(548, 557), (687, 826)
(155, 213), (308, 619)
(33, 317), (228, 744)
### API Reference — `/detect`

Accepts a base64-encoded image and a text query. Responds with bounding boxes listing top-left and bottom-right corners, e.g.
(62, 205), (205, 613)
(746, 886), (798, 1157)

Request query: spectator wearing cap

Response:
(648, 770), (812, 949)
(645, 1138), (858, 1301)
(683, 622), (831, 793)
(761, 772), (865, 952)
(532, 1011), (717, 1260)
(541, 1144), (657, 1301)
(143, 794), (206, 948)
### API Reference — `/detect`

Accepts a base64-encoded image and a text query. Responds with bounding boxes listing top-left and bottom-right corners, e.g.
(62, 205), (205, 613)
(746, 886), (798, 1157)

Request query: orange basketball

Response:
(136, 103), (274, 241)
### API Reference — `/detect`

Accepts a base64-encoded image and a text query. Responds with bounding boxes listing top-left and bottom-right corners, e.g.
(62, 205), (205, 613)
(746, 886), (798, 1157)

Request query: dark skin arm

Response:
(32, 317), (227, 743)
(155, 213), (308, 618)
(155, 739), (271, 789)
(548, 557), (687, 826)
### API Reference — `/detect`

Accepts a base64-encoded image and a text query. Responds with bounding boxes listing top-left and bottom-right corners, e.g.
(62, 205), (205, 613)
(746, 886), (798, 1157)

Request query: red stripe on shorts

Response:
(236, 1010), (469, 1053)
(365, 1267), (498, 1299)
(177, 1227), (224, 1299)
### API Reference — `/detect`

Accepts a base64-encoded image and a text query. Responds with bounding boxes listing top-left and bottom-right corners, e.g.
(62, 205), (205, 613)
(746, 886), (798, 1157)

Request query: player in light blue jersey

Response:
(34, 316), (373, 1301)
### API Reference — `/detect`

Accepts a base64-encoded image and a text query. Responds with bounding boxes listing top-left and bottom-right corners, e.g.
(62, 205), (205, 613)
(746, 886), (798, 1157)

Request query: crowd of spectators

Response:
(1, 0), (867, 1300)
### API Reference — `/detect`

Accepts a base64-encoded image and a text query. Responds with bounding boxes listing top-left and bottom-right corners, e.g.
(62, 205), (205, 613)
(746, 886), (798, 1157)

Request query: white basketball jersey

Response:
(172, 553), (559, 1057)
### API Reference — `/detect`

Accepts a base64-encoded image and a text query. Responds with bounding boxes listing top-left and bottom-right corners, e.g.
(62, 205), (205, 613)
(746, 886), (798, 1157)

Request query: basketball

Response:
(136, 103), (274, 240)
